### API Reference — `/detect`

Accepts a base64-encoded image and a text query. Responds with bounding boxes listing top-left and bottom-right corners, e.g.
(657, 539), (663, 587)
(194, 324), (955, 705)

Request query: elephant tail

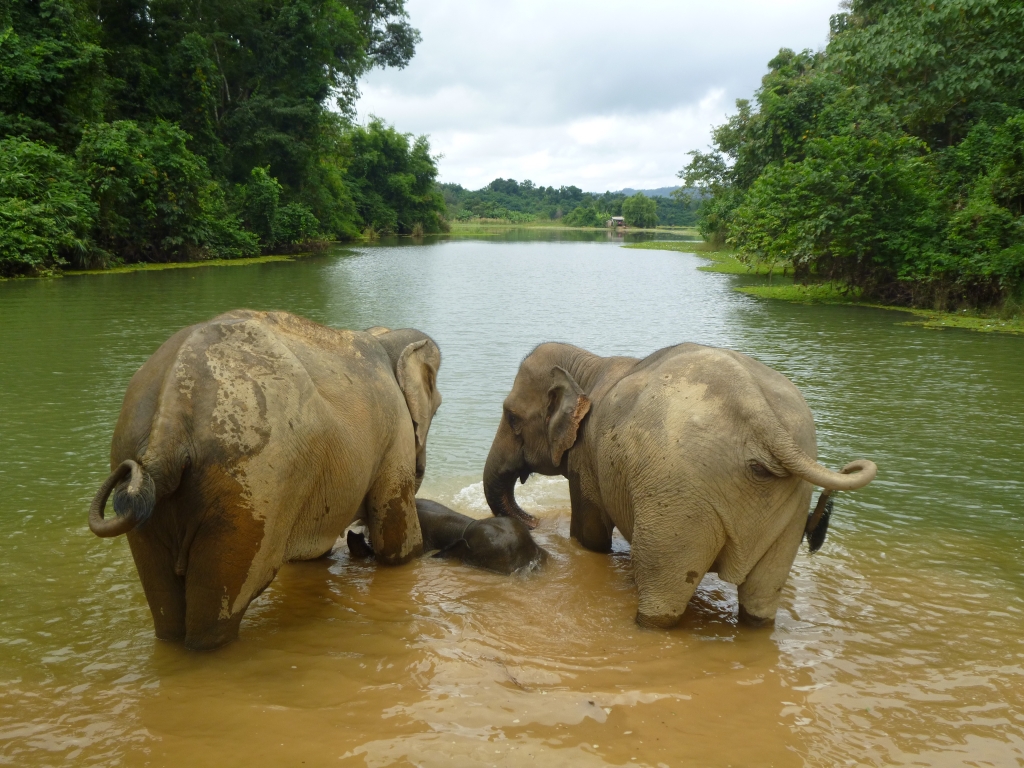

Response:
(765, 422), (877, 492)
(88, 460), (157, 537)
(760, 417), (876, 553)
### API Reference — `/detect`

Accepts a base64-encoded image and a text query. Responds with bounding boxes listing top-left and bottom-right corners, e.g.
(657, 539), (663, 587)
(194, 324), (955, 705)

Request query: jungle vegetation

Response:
(441, 179), (697, 227)
(681, 0), (1024, 310)
(0, 0), (447, 276)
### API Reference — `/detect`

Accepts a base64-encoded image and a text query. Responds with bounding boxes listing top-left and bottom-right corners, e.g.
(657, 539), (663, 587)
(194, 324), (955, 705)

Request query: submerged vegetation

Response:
(0, 0), (447, 276)
(680, 0), (1024, 313)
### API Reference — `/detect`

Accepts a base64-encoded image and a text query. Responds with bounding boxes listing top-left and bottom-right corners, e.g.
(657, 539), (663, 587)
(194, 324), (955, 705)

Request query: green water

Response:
(1, 234), (1022, 766)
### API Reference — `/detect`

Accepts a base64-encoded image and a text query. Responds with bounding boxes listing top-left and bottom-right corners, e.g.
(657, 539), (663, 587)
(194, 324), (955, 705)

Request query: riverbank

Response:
(624, 241), (1024, 335)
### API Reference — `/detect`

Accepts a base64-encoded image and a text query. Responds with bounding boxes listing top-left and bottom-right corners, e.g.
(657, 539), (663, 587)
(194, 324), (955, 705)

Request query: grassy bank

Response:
(623, 241), (1024, 335)
(58, 250), (331, 278)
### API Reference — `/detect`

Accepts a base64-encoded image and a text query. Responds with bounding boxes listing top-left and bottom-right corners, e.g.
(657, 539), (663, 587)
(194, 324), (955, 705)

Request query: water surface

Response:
(1, 234), (1022, 766)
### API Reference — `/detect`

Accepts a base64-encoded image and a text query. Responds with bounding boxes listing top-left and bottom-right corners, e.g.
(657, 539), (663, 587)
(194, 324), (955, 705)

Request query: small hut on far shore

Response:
(606, 216), (625, 227)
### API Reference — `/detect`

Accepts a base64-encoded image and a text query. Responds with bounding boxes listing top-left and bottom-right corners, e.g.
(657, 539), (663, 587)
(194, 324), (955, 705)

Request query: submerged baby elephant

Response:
(348, 498), (548, 574)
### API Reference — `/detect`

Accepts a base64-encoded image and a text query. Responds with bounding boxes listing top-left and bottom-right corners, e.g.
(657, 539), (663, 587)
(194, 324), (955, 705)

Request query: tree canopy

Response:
(0, 0), (446, 276)
(621, 193), (658, 228)
(681, 0), (1024, 309)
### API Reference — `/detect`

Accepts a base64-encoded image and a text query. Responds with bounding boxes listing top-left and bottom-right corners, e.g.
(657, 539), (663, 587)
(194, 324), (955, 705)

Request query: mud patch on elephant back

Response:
(204, 326), (277, 458)
(685, 570), (699, 584)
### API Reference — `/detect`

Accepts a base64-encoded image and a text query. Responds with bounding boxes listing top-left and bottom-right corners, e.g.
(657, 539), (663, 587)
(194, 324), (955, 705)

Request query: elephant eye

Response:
(506, 410), (523, 435)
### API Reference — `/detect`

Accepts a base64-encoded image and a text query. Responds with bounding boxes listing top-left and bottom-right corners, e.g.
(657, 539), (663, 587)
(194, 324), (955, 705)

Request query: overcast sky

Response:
(355, 0), (841, 192)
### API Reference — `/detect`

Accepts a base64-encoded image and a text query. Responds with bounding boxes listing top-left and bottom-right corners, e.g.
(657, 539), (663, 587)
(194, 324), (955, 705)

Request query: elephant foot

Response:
(738, 605), (775, 627)
(154, 627), (186, 643)
(635, 611), (682, 629)
(183, 615), (244, 651)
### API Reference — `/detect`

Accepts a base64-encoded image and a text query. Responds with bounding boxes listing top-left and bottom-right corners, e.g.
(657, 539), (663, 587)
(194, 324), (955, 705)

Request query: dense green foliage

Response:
(0, 0), (446, 276)
(0, 137), (96, 271)
(621, 193), (659, 228)
(681, 0), (1024, 308)
(441, 178), (696, 227)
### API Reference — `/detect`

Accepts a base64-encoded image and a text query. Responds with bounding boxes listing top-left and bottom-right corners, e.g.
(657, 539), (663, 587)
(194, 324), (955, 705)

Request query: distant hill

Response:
(615, 186), (681, 198)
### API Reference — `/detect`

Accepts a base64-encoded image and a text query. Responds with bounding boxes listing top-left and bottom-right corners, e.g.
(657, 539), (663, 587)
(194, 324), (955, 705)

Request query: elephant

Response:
(347, 498), (549, 575)
(482, 341), (876, 628)
(87, 310), (442, 650)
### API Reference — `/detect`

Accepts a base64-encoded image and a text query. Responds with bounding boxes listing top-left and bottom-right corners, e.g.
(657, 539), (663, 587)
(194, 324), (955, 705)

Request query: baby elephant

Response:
(348, 499), (548, 575)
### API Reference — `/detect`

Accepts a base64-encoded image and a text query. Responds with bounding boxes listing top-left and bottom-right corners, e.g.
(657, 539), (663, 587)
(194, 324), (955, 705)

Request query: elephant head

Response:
(483, 344), (590, 528)
(372, 328), (443, 490)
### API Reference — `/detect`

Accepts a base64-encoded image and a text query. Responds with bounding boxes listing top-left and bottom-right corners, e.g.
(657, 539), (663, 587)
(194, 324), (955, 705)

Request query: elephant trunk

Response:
(483, 451), (539, 530)
(89, 460), (156, 537)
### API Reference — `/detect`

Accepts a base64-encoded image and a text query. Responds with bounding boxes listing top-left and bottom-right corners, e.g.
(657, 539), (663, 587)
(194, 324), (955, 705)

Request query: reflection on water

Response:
(0, 236), (1021, 766)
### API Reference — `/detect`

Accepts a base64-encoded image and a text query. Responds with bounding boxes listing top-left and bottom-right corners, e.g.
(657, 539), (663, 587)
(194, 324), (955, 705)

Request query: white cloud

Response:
(357, 0), (840, 190)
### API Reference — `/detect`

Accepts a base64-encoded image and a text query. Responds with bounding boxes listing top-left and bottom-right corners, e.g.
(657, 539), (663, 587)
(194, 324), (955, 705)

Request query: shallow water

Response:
(1, 233), (1022, 767)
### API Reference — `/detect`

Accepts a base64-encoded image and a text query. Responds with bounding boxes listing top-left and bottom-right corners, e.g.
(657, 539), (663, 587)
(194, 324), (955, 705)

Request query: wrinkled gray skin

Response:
(483, 342), (877, 629)
(348, 498), (548, 575)
(87, 311), (442, 650)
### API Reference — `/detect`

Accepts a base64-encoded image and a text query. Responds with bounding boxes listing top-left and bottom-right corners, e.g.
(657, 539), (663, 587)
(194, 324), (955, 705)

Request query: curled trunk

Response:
(483, 465), (539, 530)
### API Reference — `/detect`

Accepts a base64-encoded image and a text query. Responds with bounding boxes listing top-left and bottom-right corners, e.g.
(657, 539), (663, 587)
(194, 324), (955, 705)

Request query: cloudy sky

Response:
(355, 0), (841, 192)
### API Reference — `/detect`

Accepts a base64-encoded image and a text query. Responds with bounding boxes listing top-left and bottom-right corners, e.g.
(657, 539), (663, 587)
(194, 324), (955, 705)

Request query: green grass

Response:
(624, 241), (779, 275)
(627, 241), (1024, 335)
(52, 250), (332, 278)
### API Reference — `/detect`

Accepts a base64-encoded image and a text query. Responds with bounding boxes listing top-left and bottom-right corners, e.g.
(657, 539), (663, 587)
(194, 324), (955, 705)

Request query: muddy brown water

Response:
(1, 234), (1022, 767)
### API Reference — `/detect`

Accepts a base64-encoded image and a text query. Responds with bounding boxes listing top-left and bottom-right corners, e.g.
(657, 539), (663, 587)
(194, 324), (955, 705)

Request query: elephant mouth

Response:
(484, 468), (539, 530)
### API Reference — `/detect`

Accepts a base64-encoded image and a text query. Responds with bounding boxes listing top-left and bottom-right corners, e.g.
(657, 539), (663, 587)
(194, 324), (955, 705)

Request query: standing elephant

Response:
(483, 342), (876, 628)
(88, 310), (442, 649)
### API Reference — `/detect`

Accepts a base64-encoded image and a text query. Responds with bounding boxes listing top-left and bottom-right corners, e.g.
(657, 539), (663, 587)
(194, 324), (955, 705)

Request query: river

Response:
(1, 233), (1022, 767)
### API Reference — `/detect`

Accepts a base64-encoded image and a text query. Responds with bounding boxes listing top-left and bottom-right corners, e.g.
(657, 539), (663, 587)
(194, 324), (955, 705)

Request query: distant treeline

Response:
(1, 0), (448, 277)
(441, 179), (699, 227)
(682, 0), (1024, 310)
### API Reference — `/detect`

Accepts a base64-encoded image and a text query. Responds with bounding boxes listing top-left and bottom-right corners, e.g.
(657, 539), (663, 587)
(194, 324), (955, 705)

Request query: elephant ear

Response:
(547, 366), (591, 466)
(396, 339), (442, 450)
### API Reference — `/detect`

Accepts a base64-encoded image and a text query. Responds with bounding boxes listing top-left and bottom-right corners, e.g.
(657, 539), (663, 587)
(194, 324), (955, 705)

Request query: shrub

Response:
(275, 202), (321, 244)
(76, 121), (257, 261)
(0, 137), (97, 275)
(563, 206), (608, 227)
(240, 167), (281, 246)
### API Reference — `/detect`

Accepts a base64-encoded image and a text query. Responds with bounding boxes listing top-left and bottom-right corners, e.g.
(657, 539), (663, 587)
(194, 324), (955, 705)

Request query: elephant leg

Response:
(127, 526), (186, 642)
(632, 506), (726, 629)
(364, 466), (423, 565)
(737, 501), (809, 626)
(181, 516), (278, 651)
(568, 474), (614, 553)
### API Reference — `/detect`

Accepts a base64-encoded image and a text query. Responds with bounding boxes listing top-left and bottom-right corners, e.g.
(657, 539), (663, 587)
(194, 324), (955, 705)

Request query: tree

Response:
(679, 0), (1024, 308)
(76, 120), (257, 262)
(622, 193), (658, 228)
(0, 137), (97, 274)
(345, 117), (446, 235)
(0, 0), (106, 150)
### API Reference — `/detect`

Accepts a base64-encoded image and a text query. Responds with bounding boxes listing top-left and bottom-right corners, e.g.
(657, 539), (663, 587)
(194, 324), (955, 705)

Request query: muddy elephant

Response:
(88, 310), (442, 649)
(348, 498), (548, 574)
(483, 342), (876, 628)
